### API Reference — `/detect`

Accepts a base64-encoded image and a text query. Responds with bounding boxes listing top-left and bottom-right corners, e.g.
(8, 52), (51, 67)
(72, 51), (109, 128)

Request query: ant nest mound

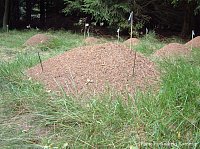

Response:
(84, 37), (102, 44)
(153, 43), (190, 58)
(27, 43), (160, 96)
(123, 38), (140, 47)
(24, 34), (51, 46)
(185, 36), (200, 49)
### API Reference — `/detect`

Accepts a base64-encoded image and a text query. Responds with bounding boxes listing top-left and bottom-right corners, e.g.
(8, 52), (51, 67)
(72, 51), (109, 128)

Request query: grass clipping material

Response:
(24, 34), (51, 46)
(27, 43), (159, 96)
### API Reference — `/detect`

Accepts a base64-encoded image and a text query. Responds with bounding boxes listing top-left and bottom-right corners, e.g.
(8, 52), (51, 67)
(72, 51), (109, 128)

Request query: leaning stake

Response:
(38, 52), (44, 72)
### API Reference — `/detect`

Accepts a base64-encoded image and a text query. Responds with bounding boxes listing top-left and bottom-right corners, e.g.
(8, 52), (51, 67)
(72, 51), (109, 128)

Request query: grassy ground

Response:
(0, 30), (199, 148)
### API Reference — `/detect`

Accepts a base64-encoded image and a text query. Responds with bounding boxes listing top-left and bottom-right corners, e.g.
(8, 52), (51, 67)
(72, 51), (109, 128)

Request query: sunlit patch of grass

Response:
(0, 29), (40, 48)
(134, 32), (165, 55)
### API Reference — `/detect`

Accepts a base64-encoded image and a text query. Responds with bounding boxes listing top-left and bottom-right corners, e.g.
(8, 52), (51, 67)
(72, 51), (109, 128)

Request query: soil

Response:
(185, 36), (200, 49)
(27, 43), (159, 96)
(24, 34), (51, 46)
(153, 43), (190, 58)
(84, 37), (102, 44)
(123, 38), (140, 47)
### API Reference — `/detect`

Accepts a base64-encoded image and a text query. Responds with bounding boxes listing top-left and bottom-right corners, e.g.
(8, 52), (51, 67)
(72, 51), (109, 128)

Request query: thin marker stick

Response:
(191, 30), (195, 50)
(6, 25), (9, 33)
(130, 12), (133, 49)
(38, 52), (44, 72)
(87, 27), (90, 37)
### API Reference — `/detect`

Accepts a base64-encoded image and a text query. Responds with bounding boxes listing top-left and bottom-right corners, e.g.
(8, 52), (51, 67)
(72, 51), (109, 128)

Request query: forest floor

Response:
(0, 30), (199, 148)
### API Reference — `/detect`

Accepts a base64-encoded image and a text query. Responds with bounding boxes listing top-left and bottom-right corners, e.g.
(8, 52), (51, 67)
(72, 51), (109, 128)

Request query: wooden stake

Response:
(6, 25), (9, 33)
(84, 23), (89, 38)
(191, 30), (195, 50)
(87, 27), (90, 37)
(129, 11), (137, 77)
(132, 50), (137, 77)
(84, 25), (86, 38)
(130, 12), (133, 49)
(38, 52), (44, 72)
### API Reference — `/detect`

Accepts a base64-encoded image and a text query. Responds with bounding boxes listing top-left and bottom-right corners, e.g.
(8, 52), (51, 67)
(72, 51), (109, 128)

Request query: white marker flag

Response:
(117, 28), (120, 33)
(117, 28), (120, 42)
(192, 30), (195, 39)
(128, 11), (133, 24)
(146, 28), (148, 34)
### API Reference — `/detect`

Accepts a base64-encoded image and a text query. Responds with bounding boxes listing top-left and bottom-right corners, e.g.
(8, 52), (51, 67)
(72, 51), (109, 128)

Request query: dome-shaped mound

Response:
(123, 38), (140, 47)
(24, 34), (51, 46)
(84, 37), (102, 44)
(185, 36), (200, 49)
(153, 43), (190, 58)
(27, 43), (159, 96)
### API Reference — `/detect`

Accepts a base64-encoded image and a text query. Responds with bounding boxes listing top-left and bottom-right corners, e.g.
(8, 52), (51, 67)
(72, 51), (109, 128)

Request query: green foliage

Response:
(170, 0), (200, 14)
(64, 0), (130, 28)
(63, 0), (150, 30)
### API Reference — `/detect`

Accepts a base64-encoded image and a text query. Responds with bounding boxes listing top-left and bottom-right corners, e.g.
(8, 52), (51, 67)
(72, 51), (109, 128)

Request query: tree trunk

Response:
(26, 0), (31, 25)
(40, 0), (46, 27)
(3, 0), (10, 30)
(9, 0), (20, 28)
(13, 0), (20, 22)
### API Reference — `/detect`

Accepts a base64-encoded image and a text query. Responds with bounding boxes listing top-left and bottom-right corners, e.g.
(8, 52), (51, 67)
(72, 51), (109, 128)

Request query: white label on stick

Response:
(192, 30), (195, 39)
(146, 28), (148, 34)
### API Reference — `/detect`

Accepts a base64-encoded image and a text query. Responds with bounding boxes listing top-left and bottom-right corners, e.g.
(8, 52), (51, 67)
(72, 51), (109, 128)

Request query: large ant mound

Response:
(185, 36), (200, 49)
(27, 43), (159, 96)
(153, 43), (190, 58)
(24, 34), (51, 46)
(123, 38), (140, 47)
(84, 37), (101, 44)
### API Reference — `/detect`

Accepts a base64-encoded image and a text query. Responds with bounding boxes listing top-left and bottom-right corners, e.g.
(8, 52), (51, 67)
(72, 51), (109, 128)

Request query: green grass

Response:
(0, 29), (38, 48)
(134, 32), (165, 56)
(135, 54), (200, 143)
(0, 29), (84, 62)
(0, 30), (199, 148)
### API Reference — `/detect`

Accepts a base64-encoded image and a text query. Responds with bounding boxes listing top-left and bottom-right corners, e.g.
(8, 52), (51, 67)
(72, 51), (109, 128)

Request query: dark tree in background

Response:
(0, 0), (200, 37)
(0, 0), (5, 27)
(170, 0), (200, 37)
(40, 0), (46, 27)
(26, 0), (32, 25)
(10, 0), (20, 28)
(3, 0), (10, 30)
